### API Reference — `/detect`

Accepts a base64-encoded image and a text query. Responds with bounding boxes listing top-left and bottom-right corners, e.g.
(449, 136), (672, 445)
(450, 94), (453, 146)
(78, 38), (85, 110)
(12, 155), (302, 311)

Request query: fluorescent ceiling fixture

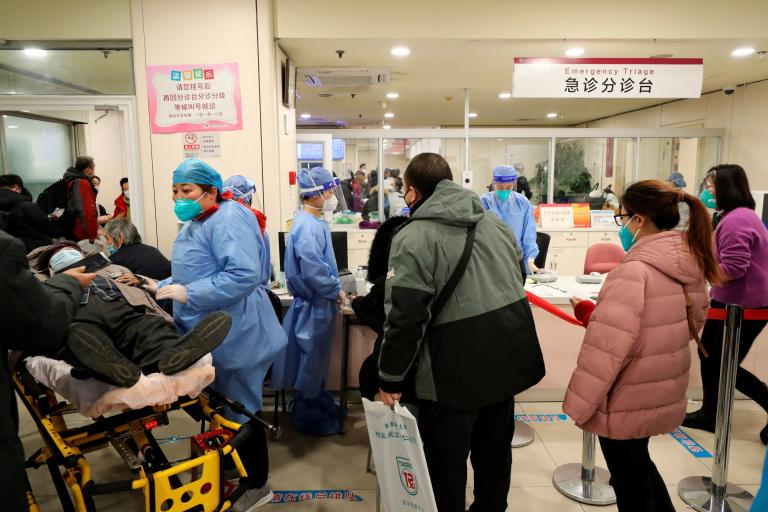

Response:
(731, 47), (755, 57)
(468, 112), (478, 118)
(546, 112), (558, 119)
(7, 125), (18, 129)
(23, 48), (47, 58)
(498, 92), (512, 99)
(386, 92), (400, 99)
(299, 113), (311, 119)
(384, 112), (395, 118)
(383, 124), (391, 129)
(565, 47), (585, 57)
(390, 46), (410, 57)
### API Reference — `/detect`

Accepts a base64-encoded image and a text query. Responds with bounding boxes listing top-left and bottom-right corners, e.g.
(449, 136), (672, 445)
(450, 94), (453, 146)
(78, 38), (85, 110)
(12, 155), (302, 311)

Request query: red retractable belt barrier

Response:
(707, 308), (768, 321)
(526, 292), (585, 328)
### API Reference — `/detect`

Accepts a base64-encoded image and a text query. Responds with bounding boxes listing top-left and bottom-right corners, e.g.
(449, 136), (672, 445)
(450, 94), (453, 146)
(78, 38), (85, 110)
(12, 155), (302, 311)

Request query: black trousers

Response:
(599, 437), (674, 512)
(62, 297), (184, 378)
(418, 398), (515, 512)
(698, 300), (768, 416)
(237, 414), (269, 489)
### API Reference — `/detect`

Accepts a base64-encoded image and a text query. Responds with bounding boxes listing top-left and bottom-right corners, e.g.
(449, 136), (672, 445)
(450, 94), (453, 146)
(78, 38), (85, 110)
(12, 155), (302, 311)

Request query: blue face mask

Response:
(699, 189), (717, 209)
(618, 216), (640, 252)
(106, 243), (117, 256)
(496, 190), (512, 202)
(174, 193), (206, 222)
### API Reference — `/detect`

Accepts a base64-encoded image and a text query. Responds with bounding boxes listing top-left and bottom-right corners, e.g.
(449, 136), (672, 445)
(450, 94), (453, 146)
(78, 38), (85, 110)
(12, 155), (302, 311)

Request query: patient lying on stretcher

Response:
(27, 243), (231, 388)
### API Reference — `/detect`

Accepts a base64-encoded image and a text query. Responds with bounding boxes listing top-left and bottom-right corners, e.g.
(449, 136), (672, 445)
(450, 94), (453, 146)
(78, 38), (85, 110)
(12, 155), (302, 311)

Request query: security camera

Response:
(723, 86), (736, 95)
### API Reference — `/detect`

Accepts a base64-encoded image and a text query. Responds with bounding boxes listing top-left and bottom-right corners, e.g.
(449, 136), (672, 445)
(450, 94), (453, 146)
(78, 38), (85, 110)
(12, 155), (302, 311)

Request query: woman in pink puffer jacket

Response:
(564, 180), (722, 512)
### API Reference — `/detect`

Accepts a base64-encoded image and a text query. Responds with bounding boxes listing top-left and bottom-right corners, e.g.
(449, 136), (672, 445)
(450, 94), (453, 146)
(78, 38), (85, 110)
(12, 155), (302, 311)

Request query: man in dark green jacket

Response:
(0, 229), (93, 511)
(378, 153), (545, 512)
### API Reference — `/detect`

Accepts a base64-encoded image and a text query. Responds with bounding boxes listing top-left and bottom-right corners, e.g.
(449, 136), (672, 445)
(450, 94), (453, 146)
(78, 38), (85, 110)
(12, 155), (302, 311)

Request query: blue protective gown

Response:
(160, 200), (287, 424)
(480, 191), (539, 270)
(271, 210), (340, 402)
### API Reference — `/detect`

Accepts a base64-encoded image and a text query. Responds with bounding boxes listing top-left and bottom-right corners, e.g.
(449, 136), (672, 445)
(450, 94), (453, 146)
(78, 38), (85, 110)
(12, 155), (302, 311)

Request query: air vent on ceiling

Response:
(298, 67), (390, 87)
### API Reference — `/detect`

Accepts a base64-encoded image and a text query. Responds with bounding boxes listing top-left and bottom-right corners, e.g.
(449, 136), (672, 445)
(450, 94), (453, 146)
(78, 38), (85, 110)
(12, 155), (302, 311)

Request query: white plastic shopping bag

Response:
(363, 398), (437, 512)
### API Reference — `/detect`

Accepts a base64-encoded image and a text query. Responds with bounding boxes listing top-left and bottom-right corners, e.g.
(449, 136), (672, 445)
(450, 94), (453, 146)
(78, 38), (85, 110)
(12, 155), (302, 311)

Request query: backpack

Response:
(36, 174), (81, 235)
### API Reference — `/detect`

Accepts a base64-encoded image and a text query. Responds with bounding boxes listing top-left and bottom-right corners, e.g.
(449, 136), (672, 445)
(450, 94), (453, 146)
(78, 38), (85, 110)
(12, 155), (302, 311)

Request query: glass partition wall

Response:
(317, 128), (724, 220)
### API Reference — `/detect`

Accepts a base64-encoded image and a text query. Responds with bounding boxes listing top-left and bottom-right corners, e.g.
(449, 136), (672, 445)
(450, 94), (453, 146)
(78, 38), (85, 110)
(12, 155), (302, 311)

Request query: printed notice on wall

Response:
(147, 63), (242, 134)
(513, 58), (703, 99)
(183, 132), (221, 158)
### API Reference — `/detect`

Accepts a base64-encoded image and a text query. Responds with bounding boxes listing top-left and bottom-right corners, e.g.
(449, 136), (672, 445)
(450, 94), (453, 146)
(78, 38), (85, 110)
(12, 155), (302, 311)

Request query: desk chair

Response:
(534, 232), (551, 269)
(584, 243), (625, 274)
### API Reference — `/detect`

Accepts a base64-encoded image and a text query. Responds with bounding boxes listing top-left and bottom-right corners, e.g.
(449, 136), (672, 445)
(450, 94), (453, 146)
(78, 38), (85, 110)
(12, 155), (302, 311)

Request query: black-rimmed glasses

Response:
(614, 214), (631, 227)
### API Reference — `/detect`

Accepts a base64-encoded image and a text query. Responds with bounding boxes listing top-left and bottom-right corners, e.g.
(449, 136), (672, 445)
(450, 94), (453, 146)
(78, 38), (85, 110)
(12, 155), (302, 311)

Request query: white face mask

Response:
(322, 194), (339, 212)
(93, 186), (100, 192)
(124, 190), (130, 199)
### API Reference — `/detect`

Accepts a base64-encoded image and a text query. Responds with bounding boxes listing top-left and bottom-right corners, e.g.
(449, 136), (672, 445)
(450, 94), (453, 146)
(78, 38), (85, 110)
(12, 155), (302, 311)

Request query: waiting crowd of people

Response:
(1, 153), (767, 511)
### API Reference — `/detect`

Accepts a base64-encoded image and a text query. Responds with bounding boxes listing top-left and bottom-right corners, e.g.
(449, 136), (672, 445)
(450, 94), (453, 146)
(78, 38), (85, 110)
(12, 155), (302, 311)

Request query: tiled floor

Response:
(18, 398), (766, 511)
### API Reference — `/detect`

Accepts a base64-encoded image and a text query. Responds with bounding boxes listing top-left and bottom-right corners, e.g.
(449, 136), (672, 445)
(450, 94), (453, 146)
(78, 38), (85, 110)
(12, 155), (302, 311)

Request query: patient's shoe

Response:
(67, 324), (141, 388)
(231, 483), (273, 511)
(682, 409), (716, 433)
(158, 311), (231, 375)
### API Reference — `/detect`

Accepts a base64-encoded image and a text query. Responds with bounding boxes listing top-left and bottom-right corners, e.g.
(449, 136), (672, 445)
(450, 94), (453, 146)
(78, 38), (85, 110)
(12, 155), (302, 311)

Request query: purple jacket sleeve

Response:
(717, 222), (754, 281)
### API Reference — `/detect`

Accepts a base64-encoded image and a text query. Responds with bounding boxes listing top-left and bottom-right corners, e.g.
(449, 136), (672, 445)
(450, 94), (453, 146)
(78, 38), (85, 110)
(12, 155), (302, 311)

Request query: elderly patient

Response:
(30, 243), (231, 388)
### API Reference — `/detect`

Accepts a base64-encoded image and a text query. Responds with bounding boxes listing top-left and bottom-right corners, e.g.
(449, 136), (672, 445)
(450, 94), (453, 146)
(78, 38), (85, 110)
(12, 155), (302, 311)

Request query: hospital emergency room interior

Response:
(2, 1), (768, 511)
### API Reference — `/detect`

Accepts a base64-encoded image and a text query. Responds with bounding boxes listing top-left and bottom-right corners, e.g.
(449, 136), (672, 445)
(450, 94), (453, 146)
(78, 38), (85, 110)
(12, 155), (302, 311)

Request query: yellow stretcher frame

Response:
(13, 365), (257, 512)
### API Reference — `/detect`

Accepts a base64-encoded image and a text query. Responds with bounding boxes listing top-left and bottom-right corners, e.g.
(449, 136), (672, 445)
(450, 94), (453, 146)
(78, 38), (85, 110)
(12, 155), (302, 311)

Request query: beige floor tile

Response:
(506, 486), (585, 511)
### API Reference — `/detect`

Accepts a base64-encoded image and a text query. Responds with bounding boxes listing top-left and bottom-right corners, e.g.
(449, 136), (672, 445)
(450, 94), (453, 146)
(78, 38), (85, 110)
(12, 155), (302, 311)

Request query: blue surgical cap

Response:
(298, 167), (337, 198)
(492, 165), (518, 183)
(50, 248), (83, 272)
(668, 172), (687, 189)
(223, 175), (256, 202)
(173, 159), (224, 192)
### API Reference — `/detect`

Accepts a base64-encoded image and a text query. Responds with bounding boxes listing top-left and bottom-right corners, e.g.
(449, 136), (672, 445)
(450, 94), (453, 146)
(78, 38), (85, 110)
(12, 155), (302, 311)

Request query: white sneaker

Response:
(231, 484), (273, 511)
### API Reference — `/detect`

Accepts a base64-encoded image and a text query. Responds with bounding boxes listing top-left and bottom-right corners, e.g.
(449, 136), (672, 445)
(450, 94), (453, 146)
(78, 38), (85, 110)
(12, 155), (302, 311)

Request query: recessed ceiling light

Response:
(547, 112), (558, 119)
(390, 46), (410, 57)
(384, 112), (395, 118)
(498, 92), (512, 99)
(386, 92), (399, 99)
(299, 113), (311, 119)
(8, 125), (18, 128)
(468, 112), (478, 118)
(731, 47), (755, 57)
(23, 48), (47, 58)
(383, 124), (391, 129)
(565, 47), (585, 57)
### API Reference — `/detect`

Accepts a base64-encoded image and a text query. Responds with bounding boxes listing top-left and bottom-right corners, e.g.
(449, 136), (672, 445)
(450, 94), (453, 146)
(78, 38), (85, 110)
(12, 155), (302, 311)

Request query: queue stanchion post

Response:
(512, 419), (535, 448)
(552, 429), (616, 505)
(678, 304), (754, 512)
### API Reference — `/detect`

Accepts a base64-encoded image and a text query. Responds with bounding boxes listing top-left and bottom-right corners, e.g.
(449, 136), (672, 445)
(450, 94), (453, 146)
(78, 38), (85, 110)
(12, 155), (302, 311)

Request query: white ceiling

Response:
(282, 38), (768, 128)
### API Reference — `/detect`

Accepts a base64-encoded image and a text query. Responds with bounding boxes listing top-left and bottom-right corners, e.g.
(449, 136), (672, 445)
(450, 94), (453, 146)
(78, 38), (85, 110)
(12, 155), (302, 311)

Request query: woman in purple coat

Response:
(683, 164), (768, 445)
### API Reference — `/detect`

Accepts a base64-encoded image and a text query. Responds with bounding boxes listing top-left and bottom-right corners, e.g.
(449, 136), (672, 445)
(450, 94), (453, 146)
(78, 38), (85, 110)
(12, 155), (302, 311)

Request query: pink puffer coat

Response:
(563, 231), (709, 439)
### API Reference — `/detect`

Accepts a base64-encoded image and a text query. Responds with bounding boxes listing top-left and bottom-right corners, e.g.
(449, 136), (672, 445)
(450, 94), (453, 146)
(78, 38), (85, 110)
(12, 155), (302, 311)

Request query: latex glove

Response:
(528, 259), (540, 274)
(378, 390), (401, 407)
(142, 278), (159, 294)
(62, 266), (97, 289)
(156, 284), (188, 304)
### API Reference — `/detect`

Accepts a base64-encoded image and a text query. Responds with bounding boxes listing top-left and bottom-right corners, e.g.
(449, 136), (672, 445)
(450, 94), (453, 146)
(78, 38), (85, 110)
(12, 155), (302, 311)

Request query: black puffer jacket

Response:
(0, 188), (54, 252)
(0, 230), (81, 510)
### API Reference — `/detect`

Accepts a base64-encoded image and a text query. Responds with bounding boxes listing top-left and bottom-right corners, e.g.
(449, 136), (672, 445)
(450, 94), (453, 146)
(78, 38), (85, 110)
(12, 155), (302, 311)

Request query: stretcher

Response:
(13, 357), (280, 512)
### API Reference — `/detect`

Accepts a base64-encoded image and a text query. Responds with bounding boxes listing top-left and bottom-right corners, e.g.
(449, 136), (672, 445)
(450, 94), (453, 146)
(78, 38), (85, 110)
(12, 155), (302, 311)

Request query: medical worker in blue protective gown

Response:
(271, 167), (344, 436)
(153, 159), (286, 510)
(223, 174), (272, 280)
(480, 165), (539, 274)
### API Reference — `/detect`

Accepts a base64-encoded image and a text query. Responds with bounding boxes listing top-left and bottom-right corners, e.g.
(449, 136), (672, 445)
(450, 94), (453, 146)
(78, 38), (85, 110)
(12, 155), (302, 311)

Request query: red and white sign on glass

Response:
(513, 58), (703, 99)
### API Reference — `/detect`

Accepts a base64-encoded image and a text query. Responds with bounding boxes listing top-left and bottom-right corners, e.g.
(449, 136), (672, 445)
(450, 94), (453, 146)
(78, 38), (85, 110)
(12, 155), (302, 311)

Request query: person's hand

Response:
(156, 284), (189, 304)
(115, 273), (140, 287)
(142, 278), (159, 294)
(378, 390), (401, 407)
(338, 290), (347, 305)
(62, 266), (97, 289)
(528, 259), (540, 274)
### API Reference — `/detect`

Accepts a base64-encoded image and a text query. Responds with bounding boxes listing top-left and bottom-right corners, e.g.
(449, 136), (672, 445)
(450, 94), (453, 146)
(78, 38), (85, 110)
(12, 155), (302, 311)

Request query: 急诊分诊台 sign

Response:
(513, 58), (703, 99)
(147, 63), (242, 134)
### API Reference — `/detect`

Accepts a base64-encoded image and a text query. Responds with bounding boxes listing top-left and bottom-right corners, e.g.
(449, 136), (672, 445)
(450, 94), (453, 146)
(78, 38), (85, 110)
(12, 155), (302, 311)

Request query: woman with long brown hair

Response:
(564, 180), (720, 511)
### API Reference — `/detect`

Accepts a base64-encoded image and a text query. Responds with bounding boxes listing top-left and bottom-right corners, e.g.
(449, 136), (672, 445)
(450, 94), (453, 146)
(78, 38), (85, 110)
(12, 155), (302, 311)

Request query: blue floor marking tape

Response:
(670, 428), (712, 458)
(271, 490), (363, 504)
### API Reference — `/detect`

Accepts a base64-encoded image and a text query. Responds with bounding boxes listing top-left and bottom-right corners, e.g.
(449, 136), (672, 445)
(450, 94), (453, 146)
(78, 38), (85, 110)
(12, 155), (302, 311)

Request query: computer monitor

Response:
(278, 230), (349, 272)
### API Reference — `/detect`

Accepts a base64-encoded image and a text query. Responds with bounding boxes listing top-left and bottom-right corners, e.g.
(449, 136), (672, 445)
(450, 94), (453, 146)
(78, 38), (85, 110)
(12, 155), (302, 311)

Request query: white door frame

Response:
(0, 95), (146, 238)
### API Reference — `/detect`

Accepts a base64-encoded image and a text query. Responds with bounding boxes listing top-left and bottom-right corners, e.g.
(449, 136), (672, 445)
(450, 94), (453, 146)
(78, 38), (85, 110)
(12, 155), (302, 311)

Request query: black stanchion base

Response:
(678, 476), (753, 512)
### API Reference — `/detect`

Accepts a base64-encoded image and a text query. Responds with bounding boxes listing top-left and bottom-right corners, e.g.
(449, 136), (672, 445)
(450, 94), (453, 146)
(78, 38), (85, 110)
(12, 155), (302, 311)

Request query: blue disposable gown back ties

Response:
(480, 191), (539, 270)
(162, 200), (287, 424)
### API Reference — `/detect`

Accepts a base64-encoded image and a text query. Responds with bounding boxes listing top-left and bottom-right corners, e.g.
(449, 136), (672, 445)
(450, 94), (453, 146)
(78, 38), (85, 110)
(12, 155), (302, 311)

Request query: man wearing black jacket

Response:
(0, 174), (55, 252)
(0, 229), (93, 511)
